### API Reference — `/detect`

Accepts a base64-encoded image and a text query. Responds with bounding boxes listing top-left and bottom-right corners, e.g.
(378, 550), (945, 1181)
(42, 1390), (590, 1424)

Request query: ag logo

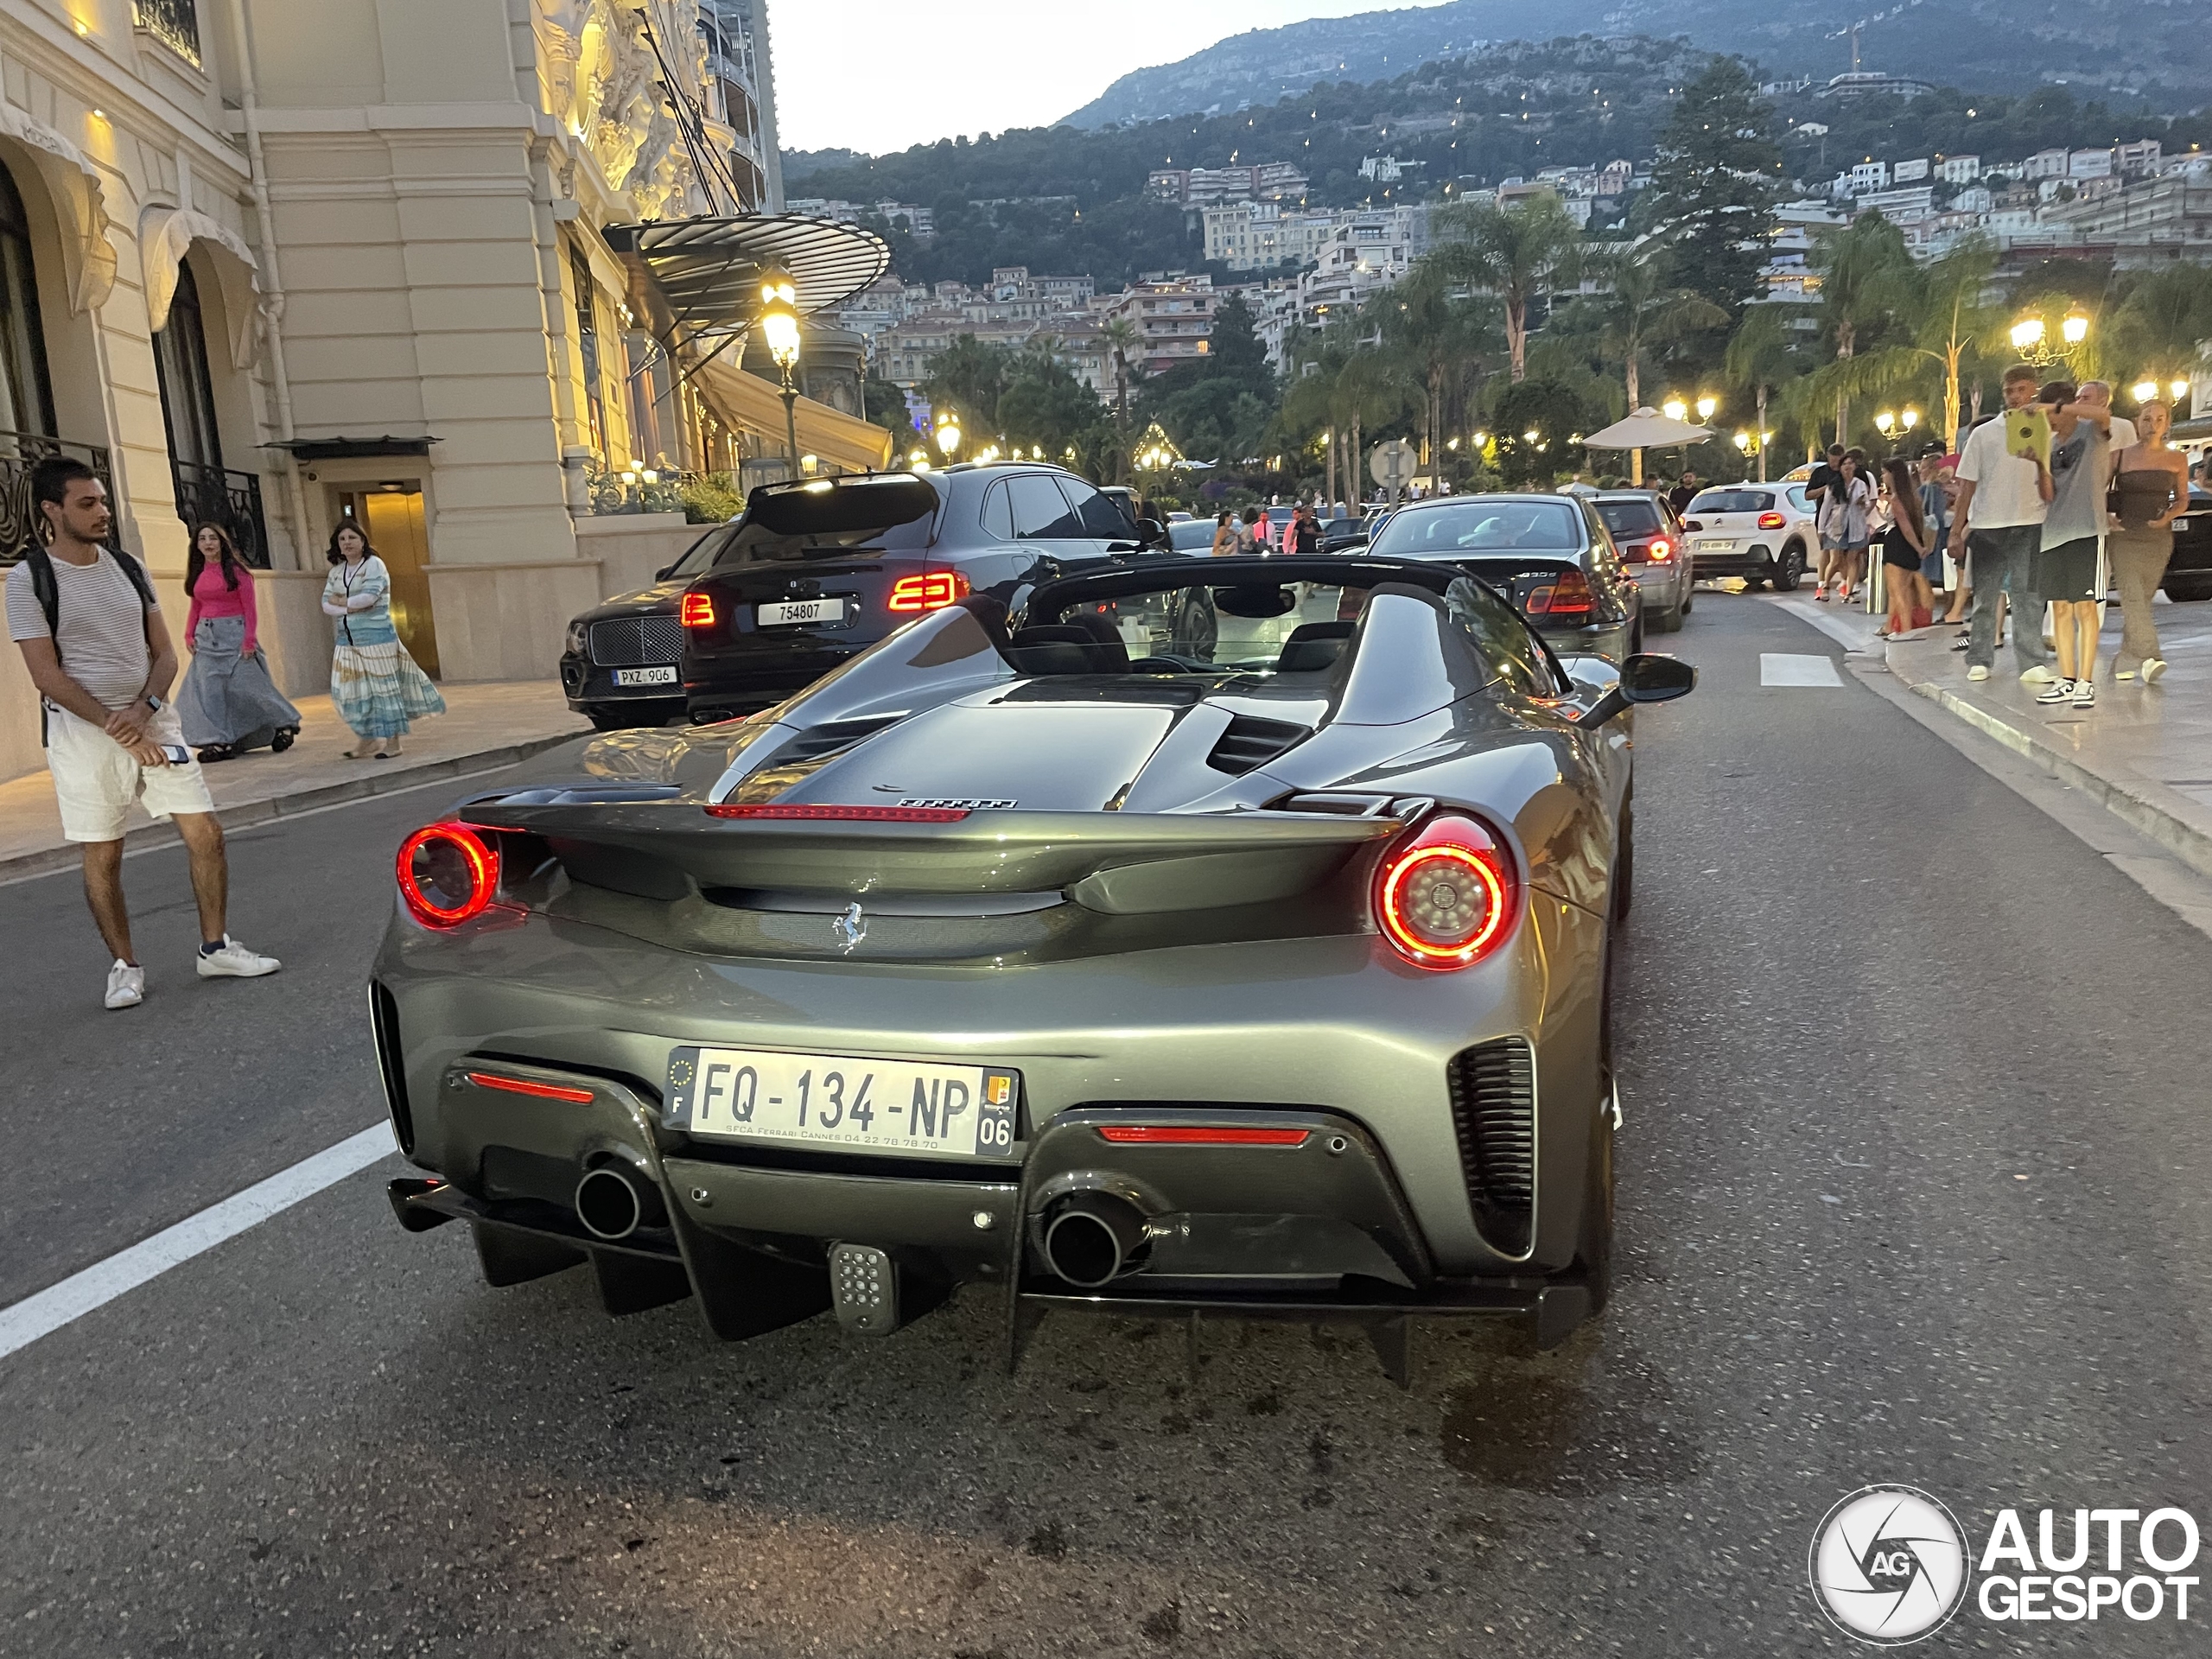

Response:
(1809, 1485), (1971, 1644)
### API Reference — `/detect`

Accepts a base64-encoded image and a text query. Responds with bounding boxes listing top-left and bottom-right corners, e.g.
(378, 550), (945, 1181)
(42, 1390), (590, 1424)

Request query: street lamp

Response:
(2062, 309), (2089, 347)
(758, 268), (803, 474)
(2133, 378), (2161, 403)
(1695, 394), (1718, 422)
(935, 415), (961, 461)
(1876, 410), (1896, 437)
(2010, 316), (2046, 354)
(1662, 396), (1688, 422)
(1901, 408), (1920, 434)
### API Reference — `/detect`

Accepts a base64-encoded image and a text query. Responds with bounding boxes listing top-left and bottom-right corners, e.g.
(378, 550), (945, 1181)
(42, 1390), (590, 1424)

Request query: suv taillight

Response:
(887, 571), (971, 612)
(1524, 568), (1593, 621)
(680, 592), (715, 628)
(1373, 813), (1519, 971)
(396, 822), (498, 928)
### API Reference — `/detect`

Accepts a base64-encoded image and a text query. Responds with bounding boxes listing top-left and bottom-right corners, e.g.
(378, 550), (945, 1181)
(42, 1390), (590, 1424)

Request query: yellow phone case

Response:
(2006, 407), (2050, 461)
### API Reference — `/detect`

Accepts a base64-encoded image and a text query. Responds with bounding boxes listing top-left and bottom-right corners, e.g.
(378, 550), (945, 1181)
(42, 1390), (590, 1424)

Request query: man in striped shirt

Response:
(6, 457), (280, 1008)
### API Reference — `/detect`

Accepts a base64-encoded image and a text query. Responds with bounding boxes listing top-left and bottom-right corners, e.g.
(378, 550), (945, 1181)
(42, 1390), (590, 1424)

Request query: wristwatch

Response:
(143, 693), (163, 712)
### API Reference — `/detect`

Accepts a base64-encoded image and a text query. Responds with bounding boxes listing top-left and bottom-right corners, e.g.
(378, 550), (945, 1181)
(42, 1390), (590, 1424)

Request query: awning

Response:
(692, 357), (893, 474)
(0, 104), (115, 312)
(1582, 408), (1717, 450)
(604, 214), (889, 339)
(141, 206), (260, 365)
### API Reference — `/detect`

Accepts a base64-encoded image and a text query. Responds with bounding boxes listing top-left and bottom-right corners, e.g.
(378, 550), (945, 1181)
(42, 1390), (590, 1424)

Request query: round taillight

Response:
(396, 822), (498, 927)
(1373, 813), (1517, 970)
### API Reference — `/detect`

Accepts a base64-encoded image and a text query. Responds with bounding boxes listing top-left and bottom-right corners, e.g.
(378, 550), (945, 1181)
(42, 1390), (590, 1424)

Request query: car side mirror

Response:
(1135, 517), (1168, 549)
(655, 563), (676, 581)
(1575, 653), (1695, 728)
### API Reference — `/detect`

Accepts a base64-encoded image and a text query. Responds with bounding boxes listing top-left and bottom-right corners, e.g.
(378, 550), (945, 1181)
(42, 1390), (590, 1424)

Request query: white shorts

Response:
(47, 702), (216, 842)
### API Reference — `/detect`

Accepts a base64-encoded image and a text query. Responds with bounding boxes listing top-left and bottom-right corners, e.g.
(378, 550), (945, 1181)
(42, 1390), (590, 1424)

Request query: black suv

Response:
(679, 463), (1160, 722)
(560, 524), (728, 730)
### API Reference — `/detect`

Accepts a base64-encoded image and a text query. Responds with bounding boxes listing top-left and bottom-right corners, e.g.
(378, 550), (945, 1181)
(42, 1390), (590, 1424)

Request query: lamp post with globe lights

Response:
(2010, 308), (2090, 371)
(934, 412), (962, 464)
(757, 269), (803, 474)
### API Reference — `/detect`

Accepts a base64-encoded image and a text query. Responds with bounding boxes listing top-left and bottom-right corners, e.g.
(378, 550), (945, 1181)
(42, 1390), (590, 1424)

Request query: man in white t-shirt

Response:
(1948, 363), (2056, 683)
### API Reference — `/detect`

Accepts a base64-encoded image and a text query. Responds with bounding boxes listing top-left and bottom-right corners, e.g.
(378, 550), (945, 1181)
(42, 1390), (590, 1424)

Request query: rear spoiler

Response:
(463, 802), (1407, 913)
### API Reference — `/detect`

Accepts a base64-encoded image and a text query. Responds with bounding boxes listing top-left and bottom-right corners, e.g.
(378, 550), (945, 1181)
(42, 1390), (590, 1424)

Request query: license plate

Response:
(756, 598), (845, 626)
(612, 664), (677, 686)
(664, 1045), (1020, 1160)
(1698, 539), (1734, 552)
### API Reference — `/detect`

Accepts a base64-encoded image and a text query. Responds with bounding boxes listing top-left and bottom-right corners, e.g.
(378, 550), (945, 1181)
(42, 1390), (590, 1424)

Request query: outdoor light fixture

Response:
(2173, 378), (2192, 402)
(1695, 395), (1718, 421)
(640, 468), (659, 484)
(1471, 430), (1487, 448)
(1734, 431), (1751, 451)
(1662, 397), (1688, 422)
(754, 267), (804, 473)
(2062, 310), (2089, 346)
(1446, 436), (1459, 450)
(1875, 410), (1896, 435)
(1902, 408), (1920, 431)
(936, 417), (961, 459)
(2011, 317), (2046, 353)
(1523, 429), (1540, 443)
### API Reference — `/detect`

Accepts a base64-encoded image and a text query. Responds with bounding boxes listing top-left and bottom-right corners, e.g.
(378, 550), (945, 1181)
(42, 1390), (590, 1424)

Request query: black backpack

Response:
(23, 543), (157, 746)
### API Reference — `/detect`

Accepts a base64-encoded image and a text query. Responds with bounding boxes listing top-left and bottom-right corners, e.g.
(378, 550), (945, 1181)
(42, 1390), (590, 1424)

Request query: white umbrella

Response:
(1581, 407), (1717, 449)
(1581, 406), (1717, 488)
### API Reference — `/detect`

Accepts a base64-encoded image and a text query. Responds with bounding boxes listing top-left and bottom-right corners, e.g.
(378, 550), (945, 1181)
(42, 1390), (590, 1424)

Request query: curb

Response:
(1896, 672), (2212, 881)
(0, 727), (589, 885)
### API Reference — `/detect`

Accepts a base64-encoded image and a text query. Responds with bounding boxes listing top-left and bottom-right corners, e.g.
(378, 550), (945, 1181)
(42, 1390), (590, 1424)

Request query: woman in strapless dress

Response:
(2109, 400), (2192, 683)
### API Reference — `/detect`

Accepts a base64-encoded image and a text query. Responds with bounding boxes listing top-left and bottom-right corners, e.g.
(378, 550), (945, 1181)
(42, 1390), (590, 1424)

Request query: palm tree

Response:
(1807, 213), (1913, 446)
(1592, 247), (1726, 414)
(1099, 317), (1143, 429)
(1722, 306), (1801, 481)
(1434, 196), (1583, 383)
(2107, 264), (2212, 397)
(1379, 255), (1499, 485)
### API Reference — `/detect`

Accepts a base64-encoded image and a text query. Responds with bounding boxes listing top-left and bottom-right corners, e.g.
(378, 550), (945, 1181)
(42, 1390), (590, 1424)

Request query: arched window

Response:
(153, 258), (222, 471)
(0, 161), (54, 438)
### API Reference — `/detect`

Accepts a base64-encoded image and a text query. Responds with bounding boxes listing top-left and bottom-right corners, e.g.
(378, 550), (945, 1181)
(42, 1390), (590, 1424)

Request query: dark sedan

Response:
(2161, 485), (2212, 601)
(678, 464), (1157, 723)
(1362, 493), (1645, 663)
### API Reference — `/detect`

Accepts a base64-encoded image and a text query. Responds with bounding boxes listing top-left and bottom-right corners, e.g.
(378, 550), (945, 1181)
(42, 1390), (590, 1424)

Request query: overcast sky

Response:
(769, 0), (1441, 156)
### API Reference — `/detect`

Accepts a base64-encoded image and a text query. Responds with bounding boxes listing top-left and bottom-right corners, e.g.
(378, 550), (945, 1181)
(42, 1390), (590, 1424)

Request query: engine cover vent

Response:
(779, 715), (902, 763)
(1205, 714), (1312, 776)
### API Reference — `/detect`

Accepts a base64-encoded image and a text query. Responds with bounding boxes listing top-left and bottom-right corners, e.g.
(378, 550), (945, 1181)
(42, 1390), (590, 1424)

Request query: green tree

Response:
(1589, 243), (1727, 416)
(1098, 317), (1144, 431)
(1796, 213), (1916, 446)
(2107, 265), (2212, 394)
(1642, 59), (1785, 316)
(863, 375), (917, 454)
(998, 352), (1109, 456)
(1433, 196), (1583, 383)
(1490, 379), (1587, 488)
(922, 334), (1015, 435)
(1378, 253), (1501, 482)
(1721, 305), (1803, 480)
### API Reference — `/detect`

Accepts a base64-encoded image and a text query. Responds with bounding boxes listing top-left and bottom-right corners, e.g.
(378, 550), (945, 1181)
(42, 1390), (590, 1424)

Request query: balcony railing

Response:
(0, 431), (114, 563)
(172, 459), (272, 569)
(133, 0), (202, 68)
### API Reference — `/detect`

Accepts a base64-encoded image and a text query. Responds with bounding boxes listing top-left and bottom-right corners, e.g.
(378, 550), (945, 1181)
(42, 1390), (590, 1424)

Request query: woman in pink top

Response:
(176, 523), (301, 760)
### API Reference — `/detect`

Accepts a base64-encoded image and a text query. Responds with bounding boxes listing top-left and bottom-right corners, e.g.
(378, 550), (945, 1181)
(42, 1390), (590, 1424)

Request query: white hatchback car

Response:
(1680, 483), (1818, 591)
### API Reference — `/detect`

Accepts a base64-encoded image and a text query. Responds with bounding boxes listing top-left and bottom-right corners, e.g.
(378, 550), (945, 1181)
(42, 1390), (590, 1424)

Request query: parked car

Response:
(1362, 493), (1645, 662)
(678, 465), (1158, 723)
(1678, 483), (1817, 591)
(559, 523), (728, 731)
(375, 553), (1696, 1369)
(1319, 514), (1373, 553)
(2161, 485), (2212, 601)
(1167, 518), (1220, 553)
(1592, 489), (1694, 632)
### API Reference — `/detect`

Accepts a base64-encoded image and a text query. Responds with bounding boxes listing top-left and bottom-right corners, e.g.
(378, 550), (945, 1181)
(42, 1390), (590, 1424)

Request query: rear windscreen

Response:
(1369, 499), (1582, 556)
(709, 475), (942, 566)
(1596, 499), (1662, 537)
(1688, 490), (1774, 515)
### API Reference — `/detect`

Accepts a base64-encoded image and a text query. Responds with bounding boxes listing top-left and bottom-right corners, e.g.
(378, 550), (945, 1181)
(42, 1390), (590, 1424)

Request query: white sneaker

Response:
(2072, 679), (2096, 709)
(1967, 664), (1992, 682)
(196, 936), (282, 979)
(2144, 658), (2169, 684)
(2020, 664), (2057, 685)
(105, 959), (144, 1010)
(2036, 677), (2074, 704)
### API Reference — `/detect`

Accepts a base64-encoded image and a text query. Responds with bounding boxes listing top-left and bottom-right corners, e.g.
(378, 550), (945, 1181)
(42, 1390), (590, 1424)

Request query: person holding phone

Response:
(1949, 364), (2056, 683)
(4, 457), (281, 1009)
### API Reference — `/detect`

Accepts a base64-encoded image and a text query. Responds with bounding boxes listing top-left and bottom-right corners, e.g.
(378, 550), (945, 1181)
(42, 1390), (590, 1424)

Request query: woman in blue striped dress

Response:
(322, 524), (443, 759)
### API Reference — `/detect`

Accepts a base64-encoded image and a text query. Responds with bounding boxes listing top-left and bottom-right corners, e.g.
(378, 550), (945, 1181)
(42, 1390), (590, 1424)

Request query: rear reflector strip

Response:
(704, 804), (971, 822)
(1095, 1125), (1311, 1147)
(463, 1071), (596, 1103)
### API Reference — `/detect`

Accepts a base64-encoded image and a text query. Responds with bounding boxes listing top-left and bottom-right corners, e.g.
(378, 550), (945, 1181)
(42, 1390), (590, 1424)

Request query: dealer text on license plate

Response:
(756, 598), (845, 627)
(664, 1046), (1019, 1160)
(612, 664), (677, 686)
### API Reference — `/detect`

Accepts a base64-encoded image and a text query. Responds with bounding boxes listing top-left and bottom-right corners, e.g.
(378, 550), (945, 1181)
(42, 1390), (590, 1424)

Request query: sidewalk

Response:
(0, 681), (593, 882)
(1771, 588), (2212, 879)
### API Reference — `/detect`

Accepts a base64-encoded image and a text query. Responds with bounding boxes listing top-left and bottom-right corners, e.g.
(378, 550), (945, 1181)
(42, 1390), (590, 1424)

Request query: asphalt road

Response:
(5, 595), (2212, 1657)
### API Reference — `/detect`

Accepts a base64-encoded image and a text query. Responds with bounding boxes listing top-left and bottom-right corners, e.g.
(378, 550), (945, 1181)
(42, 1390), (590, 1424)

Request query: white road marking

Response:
(0, 1123), (397, 1361)
(1761, 652), (1844, 687)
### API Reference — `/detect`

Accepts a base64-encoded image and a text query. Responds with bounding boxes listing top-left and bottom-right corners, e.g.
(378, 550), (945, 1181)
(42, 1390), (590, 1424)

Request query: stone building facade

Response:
(0, 0), (886, 784)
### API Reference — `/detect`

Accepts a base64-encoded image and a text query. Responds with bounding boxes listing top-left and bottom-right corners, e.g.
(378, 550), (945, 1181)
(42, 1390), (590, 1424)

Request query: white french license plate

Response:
(664, 1045), (1020, 1160)
(756, 598), (844, 626)
(1698, 538), (1734, 552)
(612, 664), (677, 686)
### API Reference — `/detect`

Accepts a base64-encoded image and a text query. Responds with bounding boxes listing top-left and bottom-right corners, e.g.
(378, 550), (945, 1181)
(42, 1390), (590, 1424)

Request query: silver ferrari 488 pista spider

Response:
(372, 554), (1692, 1380)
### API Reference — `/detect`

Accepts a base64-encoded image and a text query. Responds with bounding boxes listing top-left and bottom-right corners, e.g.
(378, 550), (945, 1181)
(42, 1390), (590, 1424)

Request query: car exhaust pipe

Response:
(1041, 1192), (1152, 1287)
(574, 1164), (666, 1242)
